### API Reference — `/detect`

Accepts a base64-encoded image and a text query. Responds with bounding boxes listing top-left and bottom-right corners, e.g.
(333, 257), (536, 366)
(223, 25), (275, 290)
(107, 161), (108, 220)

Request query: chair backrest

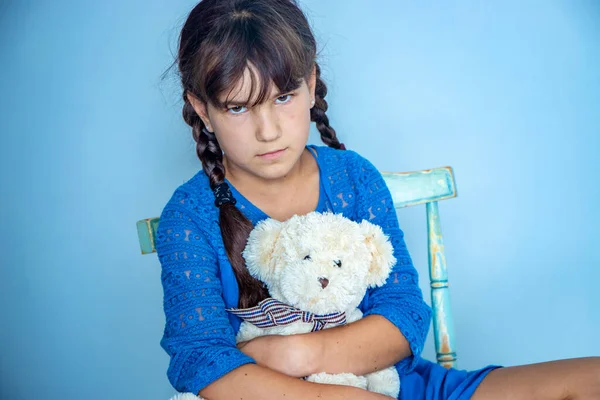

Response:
(136, 166), (458, 369)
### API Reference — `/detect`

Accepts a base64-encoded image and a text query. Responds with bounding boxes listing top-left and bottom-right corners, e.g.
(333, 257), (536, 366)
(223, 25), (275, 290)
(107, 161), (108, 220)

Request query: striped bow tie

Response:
(227, 298), (347, 332)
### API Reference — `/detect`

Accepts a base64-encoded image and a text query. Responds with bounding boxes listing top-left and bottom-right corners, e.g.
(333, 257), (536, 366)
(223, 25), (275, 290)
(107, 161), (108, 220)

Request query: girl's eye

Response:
(275, 94), (293, 104)
(334, 260), (342, 268)
(227, 105), (247, 115)
(304, 255), (311, 261)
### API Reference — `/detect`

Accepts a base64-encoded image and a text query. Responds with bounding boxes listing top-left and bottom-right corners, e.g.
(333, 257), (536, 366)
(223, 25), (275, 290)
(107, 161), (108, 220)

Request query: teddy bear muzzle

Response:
(318, 277), (329, 289)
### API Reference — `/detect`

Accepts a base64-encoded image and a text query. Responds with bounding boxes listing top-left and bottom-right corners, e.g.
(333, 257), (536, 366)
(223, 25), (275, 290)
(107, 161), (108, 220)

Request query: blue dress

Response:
(156, 145), (500, 398)
(399, 359), (498, 399)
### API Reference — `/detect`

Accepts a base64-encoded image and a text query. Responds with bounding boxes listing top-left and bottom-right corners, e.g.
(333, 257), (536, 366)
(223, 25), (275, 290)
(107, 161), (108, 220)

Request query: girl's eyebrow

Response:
(222, 92), (251, 106)
(225, 99), (249, 107)
(223, 88), (293, 107)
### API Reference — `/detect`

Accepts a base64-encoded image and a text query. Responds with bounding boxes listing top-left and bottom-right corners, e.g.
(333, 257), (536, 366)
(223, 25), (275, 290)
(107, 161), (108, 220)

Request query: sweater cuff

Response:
(170, 347), (256, 394)
(363, 303), (431, 374)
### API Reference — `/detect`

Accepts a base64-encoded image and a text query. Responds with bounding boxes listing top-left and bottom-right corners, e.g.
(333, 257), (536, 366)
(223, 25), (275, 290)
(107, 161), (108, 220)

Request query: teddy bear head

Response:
(242, 212), (396, 315)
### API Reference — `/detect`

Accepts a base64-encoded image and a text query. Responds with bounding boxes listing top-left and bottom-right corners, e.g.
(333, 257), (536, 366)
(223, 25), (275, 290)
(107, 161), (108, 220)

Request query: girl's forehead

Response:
(219, 64), (277, 105)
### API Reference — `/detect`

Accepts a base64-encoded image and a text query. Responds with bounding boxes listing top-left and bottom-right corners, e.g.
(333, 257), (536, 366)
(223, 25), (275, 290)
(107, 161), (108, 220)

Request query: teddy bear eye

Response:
(334, 260), (342, 268)
(304, 255), (311, 261)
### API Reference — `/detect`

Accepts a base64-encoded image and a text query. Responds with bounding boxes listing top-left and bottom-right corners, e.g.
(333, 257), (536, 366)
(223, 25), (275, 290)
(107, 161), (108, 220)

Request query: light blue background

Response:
(1, 1), (598, 399)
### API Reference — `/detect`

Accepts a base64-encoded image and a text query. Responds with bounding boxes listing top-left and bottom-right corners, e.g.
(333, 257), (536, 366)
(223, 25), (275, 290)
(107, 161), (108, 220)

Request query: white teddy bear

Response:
(170, 212), (400, 399)
(168, 395), (200, 400)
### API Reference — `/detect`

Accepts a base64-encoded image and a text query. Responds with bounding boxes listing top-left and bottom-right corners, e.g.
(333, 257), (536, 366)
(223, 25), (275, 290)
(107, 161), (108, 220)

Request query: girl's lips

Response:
(258, 148), (286, 160)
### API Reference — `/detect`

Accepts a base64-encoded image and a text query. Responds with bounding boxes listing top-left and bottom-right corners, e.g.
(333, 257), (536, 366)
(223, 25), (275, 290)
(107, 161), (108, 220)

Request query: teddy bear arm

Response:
(236, 321), (315, 343)
(365, 366), (401, 398)
(168, 393), (203, 400)
(345, 308), (364, 324)
(235, 322), (268, 343)
(306, 372), (368, 389)
(274, 321), (315, 335)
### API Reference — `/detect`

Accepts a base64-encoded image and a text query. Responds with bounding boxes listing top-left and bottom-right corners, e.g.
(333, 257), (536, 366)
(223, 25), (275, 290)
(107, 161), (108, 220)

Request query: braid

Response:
(310, 63), (345, 150)
(183, 101), (225, 186)
(183, 95), (269, 308)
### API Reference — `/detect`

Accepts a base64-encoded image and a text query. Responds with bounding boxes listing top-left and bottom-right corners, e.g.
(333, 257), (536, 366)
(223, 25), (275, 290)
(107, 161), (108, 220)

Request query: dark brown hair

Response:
(177, 0), (343, 308)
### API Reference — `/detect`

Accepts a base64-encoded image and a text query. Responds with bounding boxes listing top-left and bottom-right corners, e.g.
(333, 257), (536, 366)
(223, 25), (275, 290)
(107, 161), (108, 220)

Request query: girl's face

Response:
(189, 64), (317, 183)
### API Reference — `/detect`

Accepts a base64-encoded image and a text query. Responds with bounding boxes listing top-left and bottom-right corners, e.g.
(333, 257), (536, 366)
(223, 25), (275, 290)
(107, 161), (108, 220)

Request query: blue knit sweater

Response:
(156, 145), (432, 393)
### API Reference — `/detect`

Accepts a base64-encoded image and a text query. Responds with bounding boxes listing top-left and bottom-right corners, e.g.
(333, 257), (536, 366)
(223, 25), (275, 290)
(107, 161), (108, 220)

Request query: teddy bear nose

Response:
(318, 277), (329, 289)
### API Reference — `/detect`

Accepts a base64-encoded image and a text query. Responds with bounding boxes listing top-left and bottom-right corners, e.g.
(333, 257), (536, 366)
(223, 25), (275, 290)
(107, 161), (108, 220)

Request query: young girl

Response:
(156, 0), (600, 398)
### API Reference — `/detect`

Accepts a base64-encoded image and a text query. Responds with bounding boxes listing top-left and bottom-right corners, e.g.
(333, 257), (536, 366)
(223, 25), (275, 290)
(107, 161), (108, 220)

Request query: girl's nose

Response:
(255, 109), (281, 142)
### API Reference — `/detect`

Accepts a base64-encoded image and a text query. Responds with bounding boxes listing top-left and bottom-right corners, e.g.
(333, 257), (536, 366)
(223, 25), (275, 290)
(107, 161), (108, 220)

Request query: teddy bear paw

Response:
(365, 366), (401, 398)
(306, 372), (368, 389)
(168, 393), (201, 400)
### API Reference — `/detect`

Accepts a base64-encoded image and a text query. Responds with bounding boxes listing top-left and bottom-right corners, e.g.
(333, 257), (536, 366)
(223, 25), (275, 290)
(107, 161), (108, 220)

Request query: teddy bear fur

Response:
(168, 394), (201, 400)
(169, 212), (401, 399)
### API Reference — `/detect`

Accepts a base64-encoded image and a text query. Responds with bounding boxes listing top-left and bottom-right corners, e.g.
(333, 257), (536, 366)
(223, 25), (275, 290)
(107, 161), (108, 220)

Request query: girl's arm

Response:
(307, 314), (410, 376)
(355, 155), (431, 373)
(239, 315), (409, 378)
(315, 152), (432, 374)
(239, 152), (432, 377)
(158, 190), (396, 399)
(157, 190), (256, 393)
(200, 363), (395, 400)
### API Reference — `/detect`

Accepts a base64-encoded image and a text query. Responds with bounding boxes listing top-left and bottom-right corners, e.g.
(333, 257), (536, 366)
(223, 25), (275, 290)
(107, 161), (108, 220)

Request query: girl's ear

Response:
(359, 220), (397, 288)
(186, 92), (213, 131)
(308, 64), (317, 107)
(242, 218), (283, 284)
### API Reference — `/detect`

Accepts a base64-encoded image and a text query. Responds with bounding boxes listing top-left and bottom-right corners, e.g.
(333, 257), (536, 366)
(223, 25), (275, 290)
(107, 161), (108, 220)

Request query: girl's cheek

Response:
(282, 105), (301, 121)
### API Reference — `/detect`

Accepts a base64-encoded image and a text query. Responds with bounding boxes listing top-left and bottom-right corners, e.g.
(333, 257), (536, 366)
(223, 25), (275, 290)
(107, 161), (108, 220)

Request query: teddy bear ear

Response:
(242, 218), (284, 283)
(359, 220), (397, 288)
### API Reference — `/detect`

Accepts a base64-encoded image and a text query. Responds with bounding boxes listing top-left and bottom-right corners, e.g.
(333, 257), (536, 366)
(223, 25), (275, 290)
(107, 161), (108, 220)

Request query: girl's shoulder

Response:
(310, 145), (385, 217)
(159, 170), (219, 227)
(310, 144), (380, 184)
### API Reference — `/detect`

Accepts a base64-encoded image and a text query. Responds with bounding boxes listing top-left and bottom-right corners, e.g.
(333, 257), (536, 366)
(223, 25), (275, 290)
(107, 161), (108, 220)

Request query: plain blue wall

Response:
(1, 1), (598, 399)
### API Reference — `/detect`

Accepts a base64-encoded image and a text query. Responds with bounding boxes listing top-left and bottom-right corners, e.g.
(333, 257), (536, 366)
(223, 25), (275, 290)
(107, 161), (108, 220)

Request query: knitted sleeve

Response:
(354, 154), (432, 374)
(156, 189), (255, 393)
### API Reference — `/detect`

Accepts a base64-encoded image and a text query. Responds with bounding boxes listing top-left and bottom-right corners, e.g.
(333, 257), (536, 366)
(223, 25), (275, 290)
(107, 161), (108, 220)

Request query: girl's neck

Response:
(224, 148), (311, 196)
(223, 148), (320, 221)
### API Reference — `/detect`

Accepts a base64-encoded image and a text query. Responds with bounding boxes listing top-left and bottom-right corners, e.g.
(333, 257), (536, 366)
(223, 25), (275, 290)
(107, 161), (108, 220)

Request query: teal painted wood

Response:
(136, 218), (159, 254)
(426, 201), (457, 369)
(136, 166), (459, 368)
(381, 167), (456, 208)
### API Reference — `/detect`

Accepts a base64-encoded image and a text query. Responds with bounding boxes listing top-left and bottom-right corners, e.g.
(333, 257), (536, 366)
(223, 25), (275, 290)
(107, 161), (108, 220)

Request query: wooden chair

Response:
(136, 166), (458, 368)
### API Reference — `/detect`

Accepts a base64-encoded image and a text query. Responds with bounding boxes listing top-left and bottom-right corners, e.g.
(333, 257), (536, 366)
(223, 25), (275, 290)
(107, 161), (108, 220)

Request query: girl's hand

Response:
(237, 334), (318, 378)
